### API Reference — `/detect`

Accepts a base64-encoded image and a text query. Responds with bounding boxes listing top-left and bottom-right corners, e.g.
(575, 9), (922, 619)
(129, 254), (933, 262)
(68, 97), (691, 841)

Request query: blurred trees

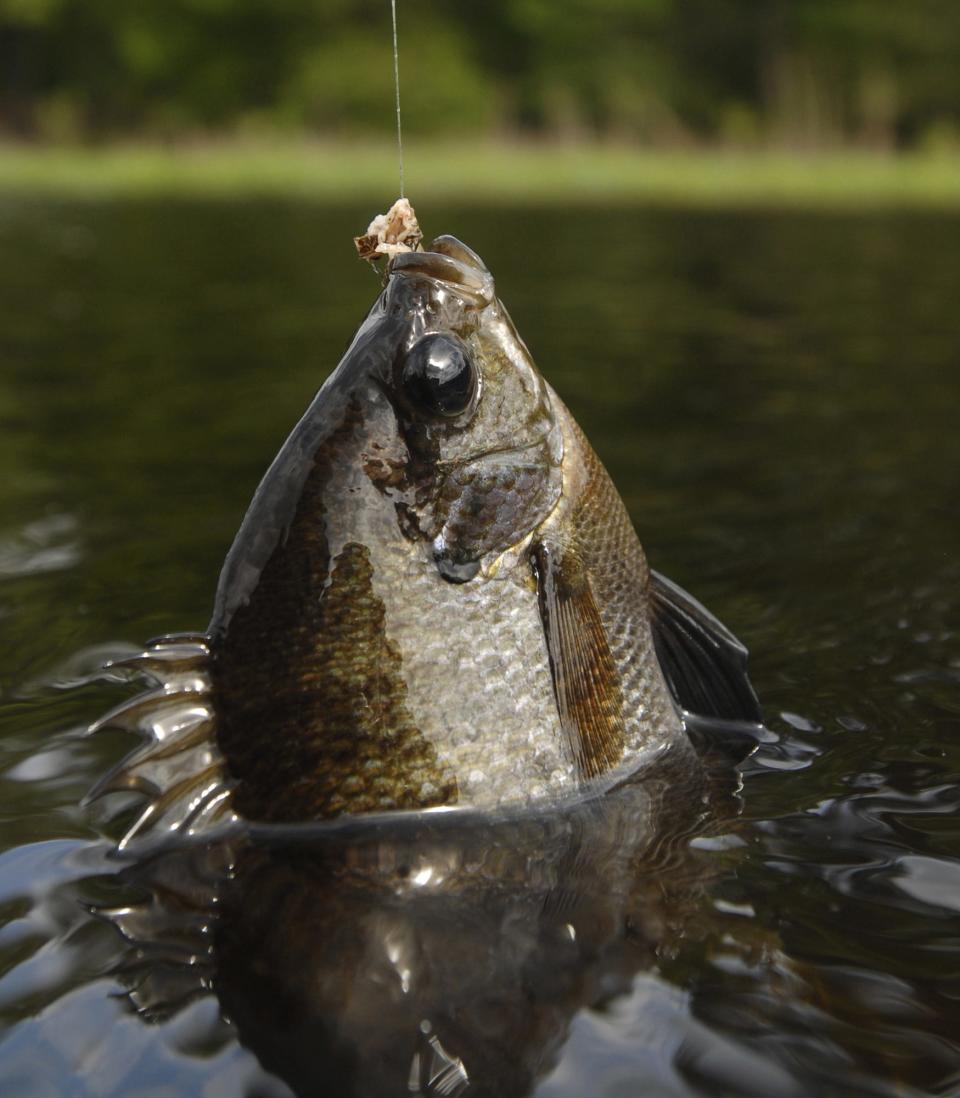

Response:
(1, 0), (959, 148)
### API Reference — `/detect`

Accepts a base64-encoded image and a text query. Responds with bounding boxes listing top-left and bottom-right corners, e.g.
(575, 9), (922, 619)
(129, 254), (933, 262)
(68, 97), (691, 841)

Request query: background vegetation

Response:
(2, 0), (959, 152)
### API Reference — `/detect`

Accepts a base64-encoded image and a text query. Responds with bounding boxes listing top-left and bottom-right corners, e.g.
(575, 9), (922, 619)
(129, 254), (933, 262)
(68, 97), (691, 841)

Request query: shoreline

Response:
(1, 139), (958, 207)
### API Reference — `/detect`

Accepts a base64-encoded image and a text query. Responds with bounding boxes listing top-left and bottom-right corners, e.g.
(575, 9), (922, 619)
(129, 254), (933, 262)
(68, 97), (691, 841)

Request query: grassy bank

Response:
(1, 140), (959, 207)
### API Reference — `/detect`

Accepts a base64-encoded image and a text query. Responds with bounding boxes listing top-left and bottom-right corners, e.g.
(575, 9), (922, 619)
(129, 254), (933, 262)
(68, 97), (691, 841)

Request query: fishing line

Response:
(391, 0), (405, 197)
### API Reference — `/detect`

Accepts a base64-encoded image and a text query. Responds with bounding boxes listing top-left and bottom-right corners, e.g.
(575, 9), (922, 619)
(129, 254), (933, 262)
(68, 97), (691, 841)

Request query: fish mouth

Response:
(391, 235), (495, 307)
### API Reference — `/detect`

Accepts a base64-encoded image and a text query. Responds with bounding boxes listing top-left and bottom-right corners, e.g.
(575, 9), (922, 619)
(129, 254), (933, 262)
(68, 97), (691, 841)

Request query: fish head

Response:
(208, 234), (565, 636)
(366, 235), (564, 581)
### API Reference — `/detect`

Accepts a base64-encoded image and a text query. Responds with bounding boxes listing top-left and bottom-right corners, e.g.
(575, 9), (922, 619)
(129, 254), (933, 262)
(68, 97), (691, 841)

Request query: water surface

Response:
(0, 199), (958, 1096)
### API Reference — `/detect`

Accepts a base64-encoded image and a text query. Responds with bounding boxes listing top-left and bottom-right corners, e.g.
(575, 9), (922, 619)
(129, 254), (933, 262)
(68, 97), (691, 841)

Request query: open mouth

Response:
(391, 235), (495, 306)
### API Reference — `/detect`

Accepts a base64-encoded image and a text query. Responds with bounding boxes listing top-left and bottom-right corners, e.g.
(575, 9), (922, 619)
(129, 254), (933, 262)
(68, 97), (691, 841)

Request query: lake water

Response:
(0, 199), (958, 1097)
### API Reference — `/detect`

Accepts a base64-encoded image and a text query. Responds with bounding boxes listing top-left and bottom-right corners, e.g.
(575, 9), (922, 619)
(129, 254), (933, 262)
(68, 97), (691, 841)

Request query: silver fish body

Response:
(88, 235), (759, 842)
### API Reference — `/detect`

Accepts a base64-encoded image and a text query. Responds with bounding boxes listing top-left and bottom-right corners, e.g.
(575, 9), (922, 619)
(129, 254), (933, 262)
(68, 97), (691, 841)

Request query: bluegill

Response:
(88, 230), (760, 843)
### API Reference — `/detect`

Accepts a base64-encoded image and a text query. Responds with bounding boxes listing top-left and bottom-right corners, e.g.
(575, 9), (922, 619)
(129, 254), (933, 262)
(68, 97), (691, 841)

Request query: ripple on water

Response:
(0, 516), (80, 581)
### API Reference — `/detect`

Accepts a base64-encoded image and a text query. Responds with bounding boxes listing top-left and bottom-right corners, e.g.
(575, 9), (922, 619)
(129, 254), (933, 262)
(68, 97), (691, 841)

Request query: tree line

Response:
(1, 0), (958, 149)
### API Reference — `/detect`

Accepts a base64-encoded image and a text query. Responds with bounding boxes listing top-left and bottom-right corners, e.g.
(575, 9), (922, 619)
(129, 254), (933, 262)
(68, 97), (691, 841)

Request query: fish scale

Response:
(559, 407), (684, 761)
(368, 529), (572, 804)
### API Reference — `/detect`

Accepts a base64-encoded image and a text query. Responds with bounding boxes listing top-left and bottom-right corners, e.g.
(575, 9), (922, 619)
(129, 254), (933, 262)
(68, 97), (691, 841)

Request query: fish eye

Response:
(400, 333), (477, 418)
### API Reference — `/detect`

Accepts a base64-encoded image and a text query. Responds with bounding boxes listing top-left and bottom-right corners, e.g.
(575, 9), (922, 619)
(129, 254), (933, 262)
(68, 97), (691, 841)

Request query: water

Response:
(0, 199), (958, 1097)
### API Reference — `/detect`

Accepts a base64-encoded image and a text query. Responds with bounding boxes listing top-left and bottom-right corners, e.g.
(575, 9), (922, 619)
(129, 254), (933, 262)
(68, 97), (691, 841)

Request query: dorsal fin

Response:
(532, 541), (625, 780)
(85, 636), (238, 848)
(649, 570), (762, 725)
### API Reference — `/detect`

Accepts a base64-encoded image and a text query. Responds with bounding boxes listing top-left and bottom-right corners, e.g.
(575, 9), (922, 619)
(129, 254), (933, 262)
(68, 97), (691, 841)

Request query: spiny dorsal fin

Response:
(532, 541), (625, 780)
(85, 636), (237, 848)
(649, 570), (762, 724)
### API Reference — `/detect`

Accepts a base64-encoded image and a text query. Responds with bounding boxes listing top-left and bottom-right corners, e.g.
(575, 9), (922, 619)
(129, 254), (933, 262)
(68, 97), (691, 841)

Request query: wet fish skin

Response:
(88, 234), (759, 840)
(204, 236), (688, 823)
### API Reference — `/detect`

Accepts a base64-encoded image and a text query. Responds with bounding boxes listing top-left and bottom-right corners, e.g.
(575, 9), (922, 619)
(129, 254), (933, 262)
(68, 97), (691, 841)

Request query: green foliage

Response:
(283, 17), (494, 135)
(1, 0), (959, 148)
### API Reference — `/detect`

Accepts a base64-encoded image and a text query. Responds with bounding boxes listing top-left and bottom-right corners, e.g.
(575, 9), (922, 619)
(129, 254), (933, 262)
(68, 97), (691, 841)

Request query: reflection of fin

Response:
(84, 634), (237, 848)
(408, 1021), (470, 1098)
(92, 840), (235, 1020)
(683, 712), (764, 766)
(532, 542), (625, 779)
(649, 571), (762, 724)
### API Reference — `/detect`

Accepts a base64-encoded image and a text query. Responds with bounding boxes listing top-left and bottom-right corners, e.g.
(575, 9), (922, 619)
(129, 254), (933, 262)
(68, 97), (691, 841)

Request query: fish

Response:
(87, 230), (760, 845)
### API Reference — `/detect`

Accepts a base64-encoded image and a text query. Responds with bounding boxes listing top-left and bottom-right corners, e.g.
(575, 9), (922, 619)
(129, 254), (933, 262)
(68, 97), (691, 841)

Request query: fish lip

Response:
(390, 243), (495, 307)
(429, 235), (490, 275)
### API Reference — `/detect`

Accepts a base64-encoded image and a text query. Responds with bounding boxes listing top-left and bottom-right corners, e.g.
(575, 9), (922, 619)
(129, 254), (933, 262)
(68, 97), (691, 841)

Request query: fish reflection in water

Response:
(102, 743), (748, 1098)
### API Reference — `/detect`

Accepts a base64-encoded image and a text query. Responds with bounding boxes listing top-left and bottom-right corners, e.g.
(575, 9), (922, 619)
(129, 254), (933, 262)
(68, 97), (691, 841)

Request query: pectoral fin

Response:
(649, 570), (762, 724)
(531, 542), (625, 780)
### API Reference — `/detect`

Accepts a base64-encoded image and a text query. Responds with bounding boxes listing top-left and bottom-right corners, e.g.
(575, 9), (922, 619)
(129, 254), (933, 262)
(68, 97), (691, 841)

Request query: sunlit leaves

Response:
(0, 0), (959, 146)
